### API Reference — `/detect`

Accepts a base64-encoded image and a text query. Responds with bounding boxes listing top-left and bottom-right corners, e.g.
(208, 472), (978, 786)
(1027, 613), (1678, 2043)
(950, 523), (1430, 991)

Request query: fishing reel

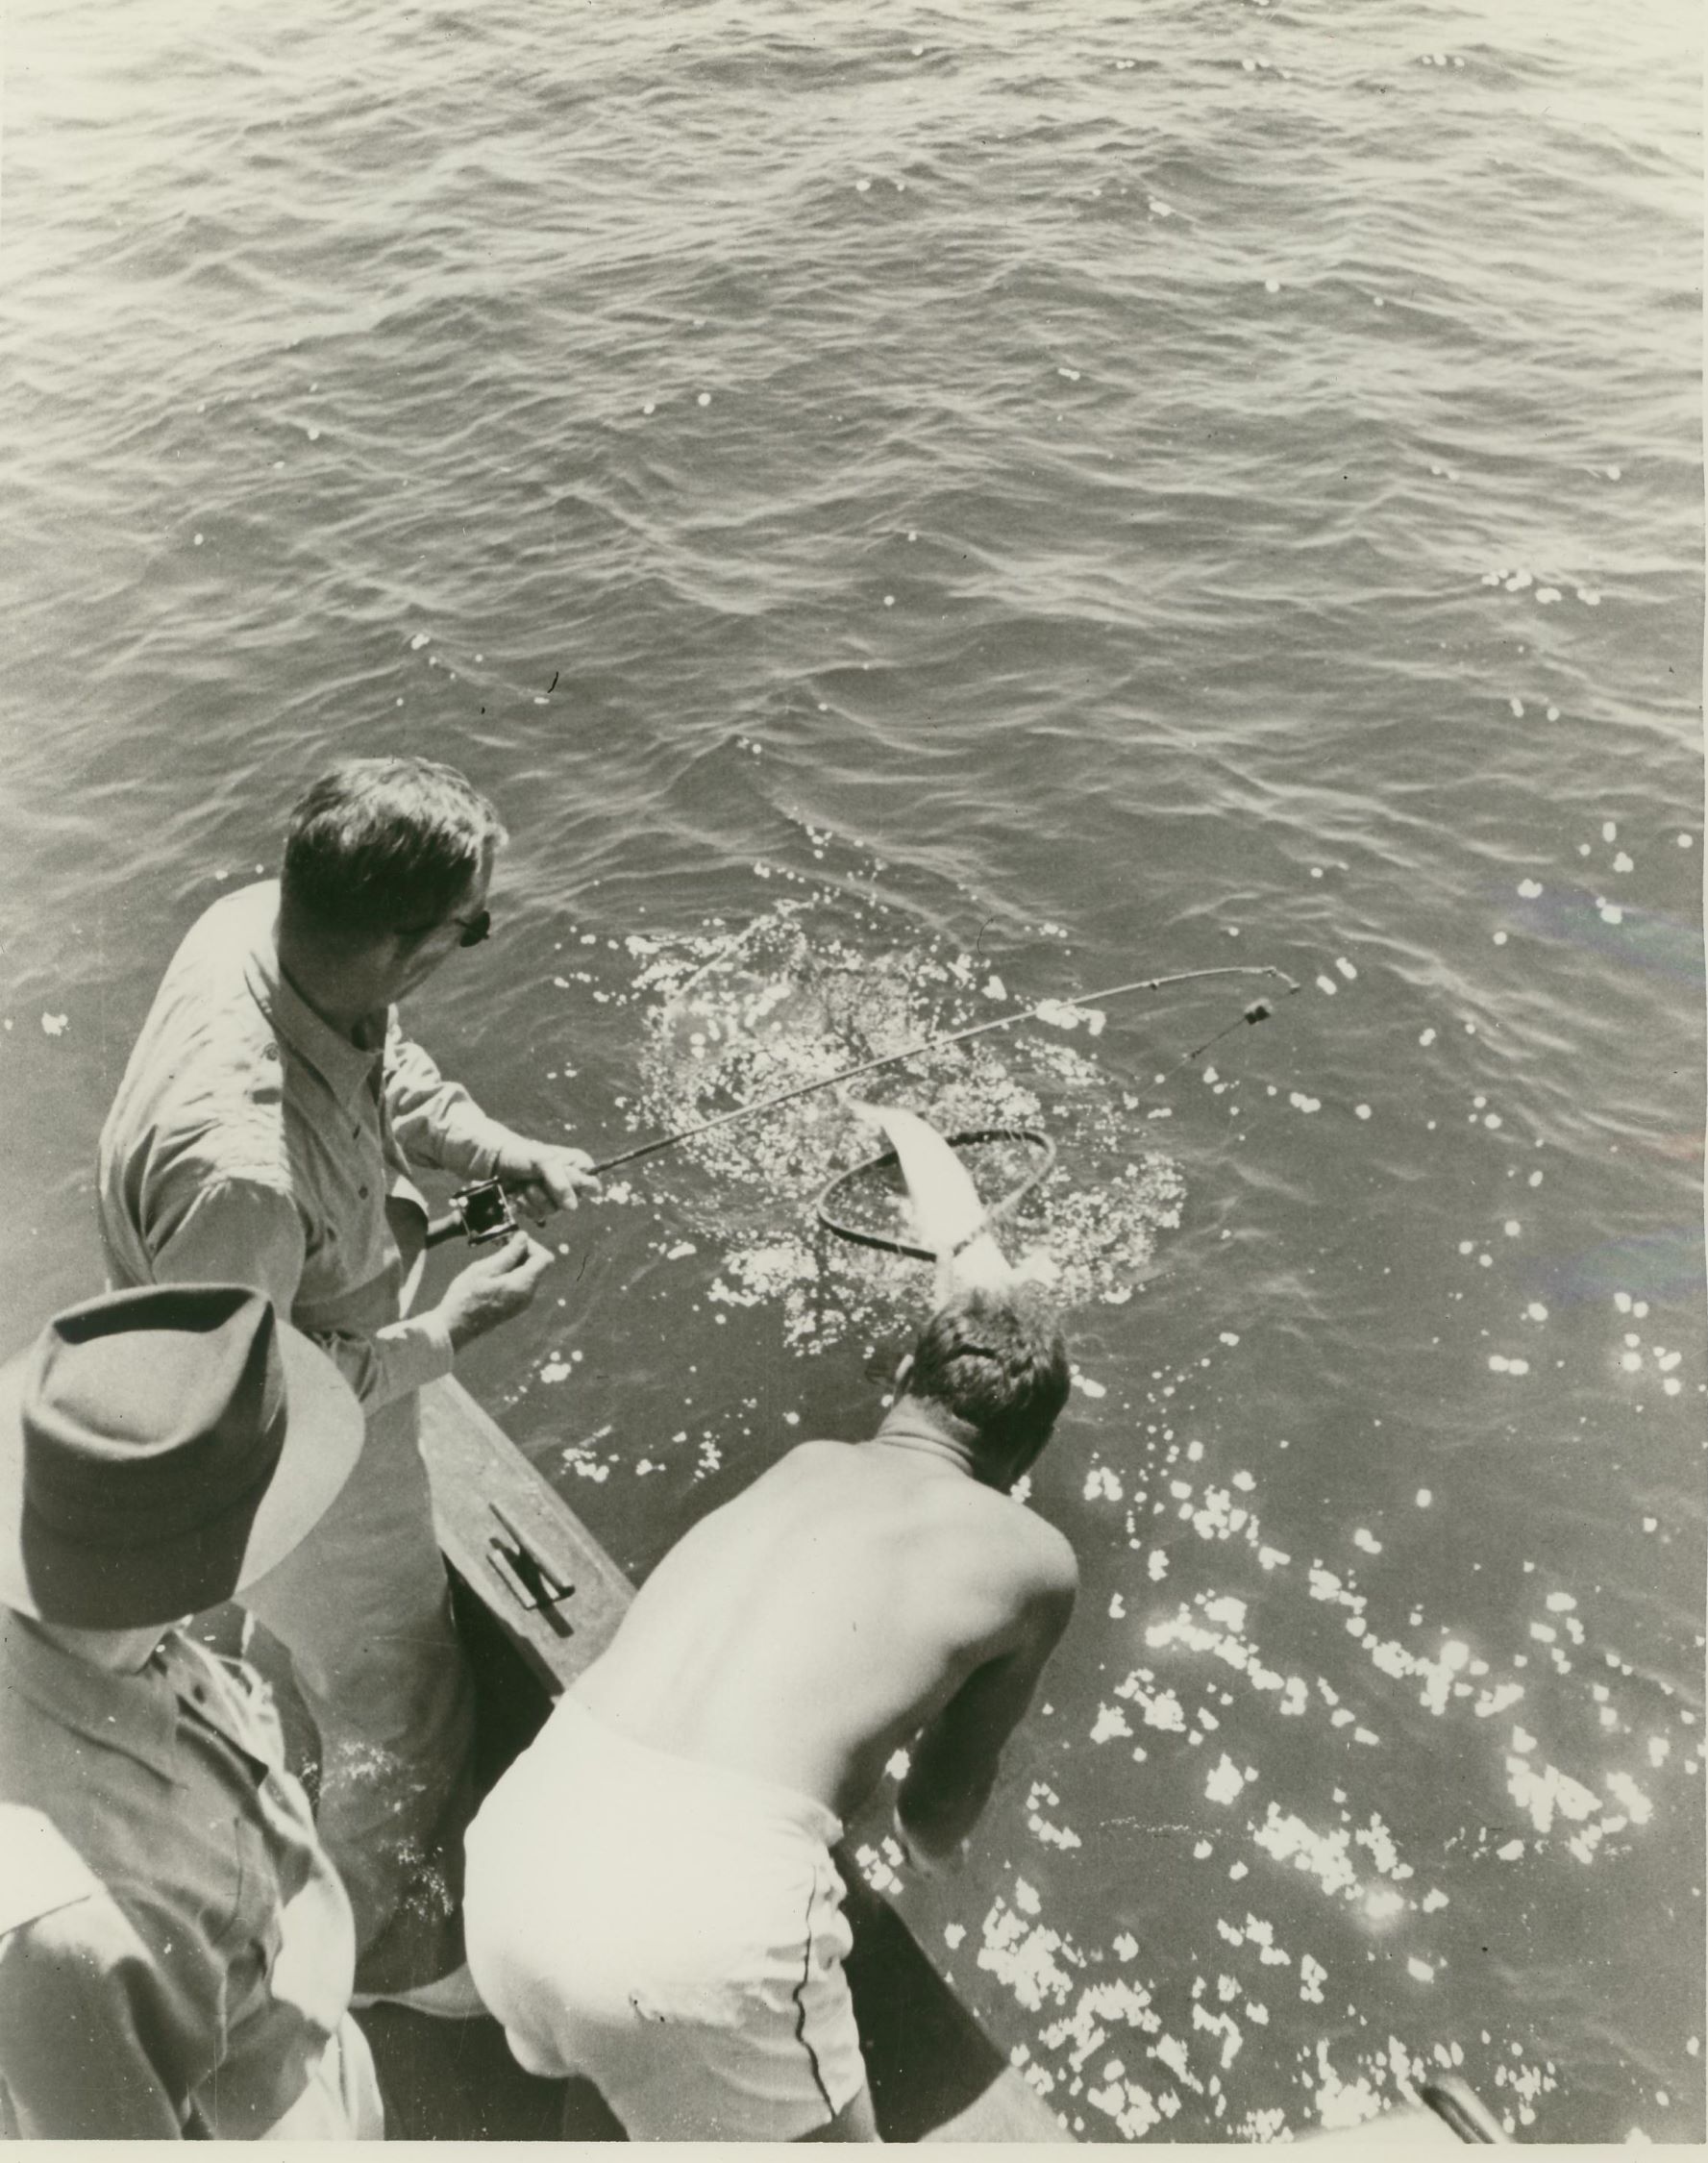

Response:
(426, 1179), (519, 1250)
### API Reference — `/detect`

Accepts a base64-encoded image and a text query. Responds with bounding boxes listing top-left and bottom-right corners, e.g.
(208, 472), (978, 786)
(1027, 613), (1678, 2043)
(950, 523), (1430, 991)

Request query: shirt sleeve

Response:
(149, 1178), (453, 1410)
(0, 1805), (101, 1935)
(382, 1018), (528, 1180)
(0, 1896), (187, 2138)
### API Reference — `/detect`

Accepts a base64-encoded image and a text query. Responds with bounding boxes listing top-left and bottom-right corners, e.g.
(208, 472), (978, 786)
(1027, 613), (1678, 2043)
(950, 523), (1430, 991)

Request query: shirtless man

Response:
(462, 1278), (1075, 2142)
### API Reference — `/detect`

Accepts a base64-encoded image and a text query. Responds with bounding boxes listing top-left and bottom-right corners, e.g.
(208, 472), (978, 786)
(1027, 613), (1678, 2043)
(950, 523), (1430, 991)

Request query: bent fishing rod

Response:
(426, 962), (1300, 1248)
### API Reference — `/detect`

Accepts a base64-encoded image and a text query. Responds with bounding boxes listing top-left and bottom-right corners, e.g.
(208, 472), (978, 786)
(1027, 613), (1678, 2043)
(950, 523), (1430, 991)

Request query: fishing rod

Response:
(426, 962), (1300, 1247)
(594, 961), (1299, 1174)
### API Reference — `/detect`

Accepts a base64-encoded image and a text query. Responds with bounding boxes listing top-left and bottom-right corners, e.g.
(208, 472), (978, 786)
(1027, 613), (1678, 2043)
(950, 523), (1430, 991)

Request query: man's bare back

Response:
(575, 1399), (1077, 1859)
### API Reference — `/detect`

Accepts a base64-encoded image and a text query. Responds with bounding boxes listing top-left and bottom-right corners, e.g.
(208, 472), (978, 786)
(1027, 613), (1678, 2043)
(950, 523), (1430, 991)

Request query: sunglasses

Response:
(398, 907), (492, 950)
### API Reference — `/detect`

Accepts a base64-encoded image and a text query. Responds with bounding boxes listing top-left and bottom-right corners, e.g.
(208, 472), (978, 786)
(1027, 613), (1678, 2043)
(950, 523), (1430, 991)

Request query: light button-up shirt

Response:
(0, 1615), (357, 2137)
(97, 881), (528, 1410)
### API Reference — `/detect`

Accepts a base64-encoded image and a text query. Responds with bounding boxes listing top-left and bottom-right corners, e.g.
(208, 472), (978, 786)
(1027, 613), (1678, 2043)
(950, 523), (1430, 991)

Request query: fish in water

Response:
(844, 1100), (1016, 1304)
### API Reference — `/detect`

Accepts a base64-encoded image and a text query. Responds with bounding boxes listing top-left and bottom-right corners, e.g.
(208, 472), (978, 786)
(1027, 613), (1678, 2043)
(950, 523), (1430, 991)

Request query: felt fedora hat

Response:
(0, 1284), (362, 1628)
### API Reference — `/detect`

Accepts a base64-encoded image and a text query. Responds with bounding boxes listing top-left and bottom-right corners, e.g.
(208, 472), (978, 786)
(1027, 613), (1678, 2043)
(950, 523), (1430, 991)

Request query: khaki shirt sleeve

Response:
(383, 1020), (526, 1180)
(149, 1177), (453, 1409)
(0, 1804), (100, 1935)
(0, 1896), (188, 2138)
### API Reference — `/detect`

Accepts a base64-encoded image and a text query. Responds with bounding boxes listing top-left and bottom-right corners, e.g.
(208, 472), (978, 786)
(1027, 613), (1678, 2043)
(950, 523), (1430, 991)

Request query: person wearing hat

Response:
(0, 1282), (379, 2137)
(96, 756), (598, 2003)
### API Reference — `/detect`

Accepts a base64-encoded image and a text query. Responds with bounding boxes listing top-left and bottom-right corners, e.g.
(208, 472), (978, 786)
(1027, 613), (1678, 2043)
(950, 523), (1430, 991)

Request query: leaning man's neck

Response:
(870, 1400), (981, 1471)
(277, 928), (383, 1049)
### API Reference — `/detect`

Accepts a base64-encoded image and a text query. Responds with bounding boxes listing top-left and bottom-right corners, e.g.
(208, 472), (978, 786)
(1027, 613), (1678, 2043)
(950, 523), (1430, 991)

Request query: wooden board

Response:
(417, 1375), (1072, 2145)
(420, 1376), (632, 1693)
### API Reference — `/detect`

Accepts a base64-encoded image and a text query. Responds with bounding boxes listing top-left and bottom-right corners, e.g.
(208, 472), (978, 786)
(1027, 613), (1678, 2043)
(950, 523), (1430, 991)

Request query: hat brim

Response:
(0, 1320), (363, 1628)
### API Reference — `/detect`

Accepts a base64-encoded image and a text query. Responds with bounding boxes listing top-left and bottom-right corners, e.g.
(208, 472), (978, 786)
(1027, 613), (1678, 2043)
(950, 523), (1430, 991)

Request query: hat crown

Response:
(24, 1287), (286, 1545)
(0, 1282), (361, 1632)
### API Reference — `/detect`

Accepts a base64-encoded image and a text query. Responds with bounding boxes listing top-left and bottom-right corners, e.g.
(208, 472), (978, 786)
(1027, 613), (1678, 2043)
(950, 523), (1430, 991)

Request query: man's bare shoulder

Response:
(982, 1489), (1077, 1602)
(794, 1441), (1077, 1592)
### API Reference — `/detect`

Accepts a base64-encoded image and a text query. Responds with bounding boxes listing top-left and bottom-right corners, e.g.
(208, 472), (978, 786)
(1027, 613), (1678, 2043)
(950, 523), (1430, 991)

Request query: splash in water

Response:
(611, 884), (1183, 1351)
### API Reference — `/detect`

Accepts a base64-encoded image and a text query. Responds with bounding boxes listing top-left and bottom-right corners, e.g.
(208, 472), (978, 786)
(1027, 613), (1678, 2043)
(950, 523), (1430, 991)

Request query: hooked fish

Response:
(844, 1100), (1016, 1304)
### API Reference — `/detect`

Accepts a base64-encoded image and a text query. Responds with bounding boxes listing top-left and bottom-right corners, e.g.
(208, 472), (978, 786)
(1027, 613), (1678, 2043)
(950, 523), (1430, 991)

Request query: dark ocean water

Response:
(1, 0), (1701, 2141)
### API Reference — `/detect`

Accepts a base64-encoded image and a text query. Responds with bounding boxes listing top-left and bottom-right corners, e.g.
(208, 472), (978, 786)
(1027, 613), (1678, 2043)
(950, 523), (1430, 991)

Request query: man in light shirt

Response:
(0, 1283), (377, 2136)
(98, 756), (597, 2002)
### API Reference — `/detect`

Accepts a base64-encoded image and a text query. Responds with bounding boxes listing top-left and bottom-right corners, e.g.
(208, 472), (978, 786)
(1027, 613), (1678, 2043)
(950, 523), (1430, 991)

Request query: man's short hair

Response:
(904, 1287), (1071, 1468)
(281, 758), (507, 943)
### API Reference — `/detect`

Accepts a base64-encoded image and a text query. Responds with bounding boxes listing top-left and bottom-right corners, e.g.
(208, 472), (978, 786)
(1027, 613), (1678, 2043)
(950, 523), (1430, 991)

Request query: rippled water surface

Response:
(1, 0), (1701, 2141)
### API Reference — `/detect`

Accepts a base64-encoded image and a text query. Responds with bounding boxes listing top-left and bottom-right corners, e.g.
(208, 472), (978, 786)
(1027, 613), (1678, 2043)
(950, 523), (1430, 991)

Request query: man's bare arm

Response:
(896, 1558), (1077, 1870)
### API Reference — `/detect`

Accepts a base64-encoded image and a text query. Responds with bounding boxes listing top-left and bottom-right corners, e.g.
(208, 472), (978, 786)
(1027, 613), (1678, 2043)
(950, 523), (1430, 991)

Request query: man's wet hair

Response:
(281, 758), (507, 944)
(904, 1287), (1071, 1469)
